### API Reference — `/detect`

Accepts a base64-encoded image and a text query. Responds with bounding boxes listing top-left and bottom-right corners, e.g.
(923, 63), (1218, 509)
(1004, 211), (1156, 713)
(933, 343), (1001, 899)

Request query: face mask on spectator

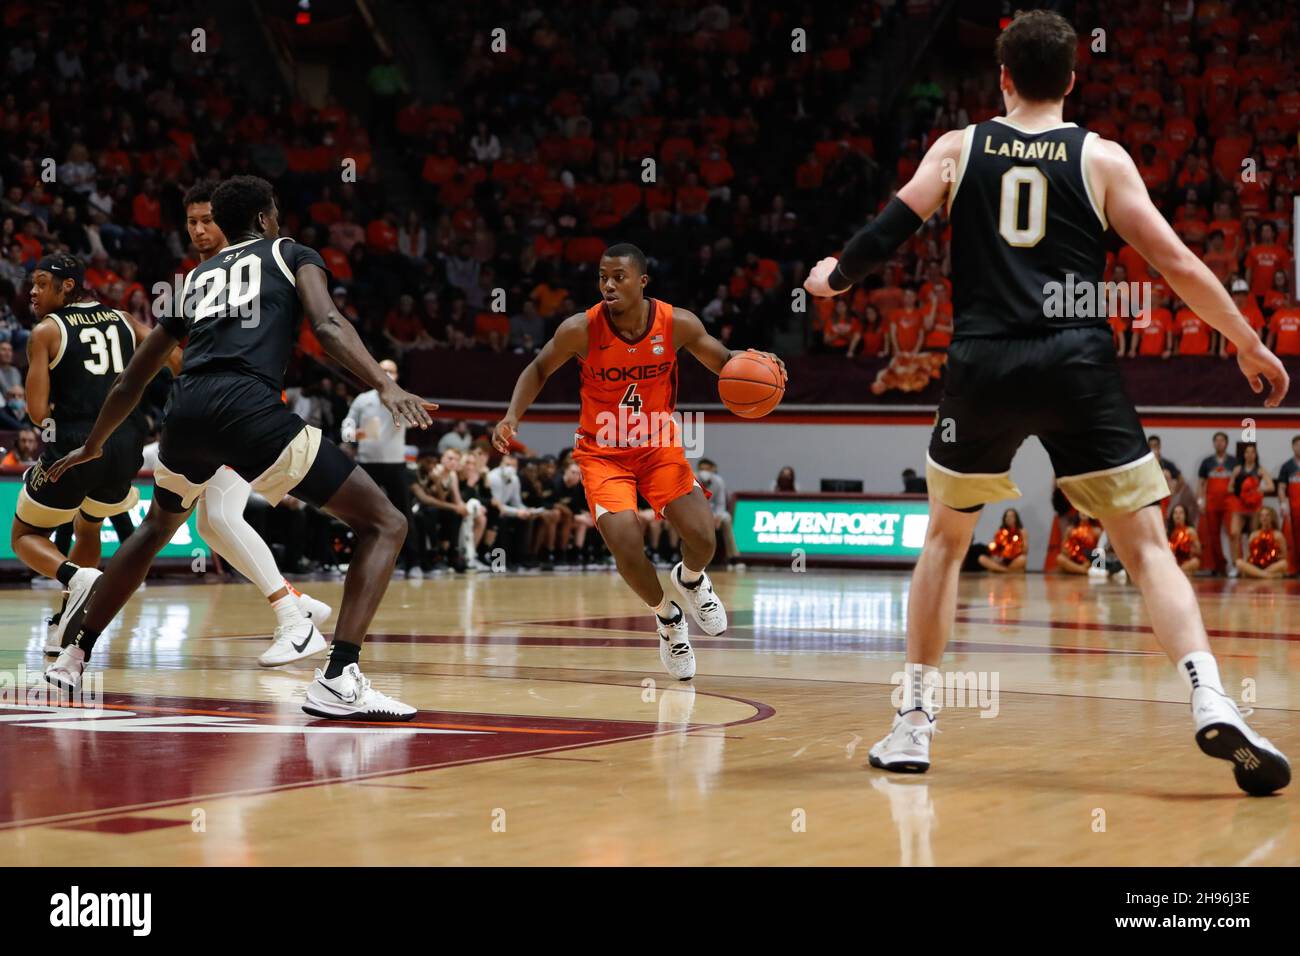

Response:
(698, 468), (714, 480)
(501, 465), (516, 480)
(7, 398), (25, 417)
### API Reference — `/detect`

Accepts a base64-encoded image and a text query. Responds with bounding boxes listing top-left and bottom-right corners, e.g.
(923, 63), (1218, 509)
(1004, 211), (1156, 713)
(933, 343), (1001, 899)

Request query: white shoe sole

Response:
(1196, 722), (1291, 796)
(301, 696), (417, 722)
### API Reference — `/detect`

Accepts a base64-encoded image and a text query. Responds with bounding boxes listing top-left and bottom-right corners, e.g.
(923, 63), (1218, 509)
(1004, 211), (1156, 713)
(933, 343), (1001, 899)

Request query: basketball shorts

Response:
(572, 434), (706, 520)
(16, 420), (146, 529)
(925, 326), (1167, 518)
(153, 372), (355, 513)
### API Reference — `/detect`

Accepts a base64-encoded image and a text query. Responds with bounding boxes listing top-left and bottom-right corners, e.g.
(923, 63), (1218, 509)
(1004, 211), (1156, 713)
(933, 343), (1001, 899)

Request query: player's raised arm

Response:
(672, 306), (787, 379)
(46, 324), (180, 481)
(805, 129), (965, 297)
(492, 312), (588, 452)
(296, 262), (435, 429)
(1092, 138), (1289, 406)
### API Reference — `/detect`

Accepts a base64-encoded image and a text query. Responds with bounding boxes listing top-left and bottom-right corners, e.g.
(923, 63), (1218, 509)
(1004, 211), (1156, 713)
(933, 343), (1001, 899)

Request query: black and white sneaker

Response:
(302, 663), (417, 721)
(671, 562), (727, 635)
(44, 591), (69, 654)
(1193, 687), (1290, 796)
(56, 568), (102, 653)
(656, 602), (696, 681)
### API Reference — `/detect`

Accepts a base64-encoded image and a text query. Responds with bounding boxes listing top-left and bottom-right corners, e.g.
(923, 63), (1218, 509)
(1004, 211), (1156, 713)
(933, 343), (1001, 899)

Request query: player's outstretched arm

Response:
(493, 312), (586, 452)
(673, 306), (787, 379)
(297, 263), (435, 429)
(1093, 138), (1289, 406)
(805, 129), (964, 297)
(46, 324), (179, 481)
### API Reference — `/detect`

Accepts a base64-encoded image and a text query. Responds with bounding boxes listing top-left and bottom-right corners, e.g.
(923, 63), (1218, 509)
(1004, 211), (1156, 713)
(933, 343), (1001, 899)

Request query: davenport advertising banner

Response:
(731, 494), (930, 564)
(0, 478), (208, 565)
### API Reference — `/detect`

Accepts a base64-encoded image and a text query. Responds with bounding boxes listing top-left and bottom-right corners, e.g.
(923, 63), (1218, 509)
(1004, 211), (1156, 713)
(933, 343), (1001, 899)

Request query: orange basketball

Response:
(719, 351), (785, 418)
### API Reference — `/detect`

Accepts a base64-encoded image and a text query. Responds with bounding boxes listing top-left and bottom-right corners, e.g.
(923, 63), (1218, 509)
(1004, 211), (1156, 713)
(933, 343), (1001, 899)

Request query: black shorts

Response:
(17, 421), (146, 529)
(153, 372), (355, 513)
(926, 327), (1167, 517)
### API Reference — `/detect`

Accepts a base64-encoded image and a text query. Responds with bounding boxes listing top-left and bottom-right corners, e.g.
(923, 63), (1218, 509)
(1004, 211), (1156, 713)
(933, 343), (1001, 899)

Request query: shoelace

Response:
(669, 642), (691, 658)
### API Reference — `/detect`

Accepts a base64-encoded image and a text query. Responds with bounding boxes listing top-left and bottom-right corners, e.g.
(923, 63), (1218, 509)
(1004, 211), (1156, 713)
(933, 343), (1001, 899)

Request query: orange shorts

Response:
(572, 435), (705, 520)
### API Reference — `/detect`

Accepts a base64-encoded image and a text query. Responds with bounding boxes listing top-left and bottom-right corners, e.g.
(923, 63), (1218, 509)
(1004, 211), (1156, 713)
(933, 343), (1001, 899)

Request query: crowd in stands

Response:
(1, 0), (1298, 575)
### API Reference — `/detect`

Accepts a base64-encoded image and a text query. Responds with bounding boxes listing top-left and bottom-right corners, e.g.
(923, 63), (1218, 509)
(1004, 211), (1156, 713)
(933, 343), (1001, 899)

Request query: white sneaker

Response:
(1087, 565), (1108, 580)
(45, 645), (87, 693)
(297, 592), (332, 627)
(302, 663), (417, 721)
(44, 589), (70, 654)
(868, 709), (936, 774)
(1192, 686), (1291, 796)
(56, 567), (102, 652)
(407, 567), (425, 579)
(657, 603), (696, 681)
(1227, 564), (1240, 578)
(1111, 568), (1128, 584)
(259, 621), (327, 667)
(671, 562), (727, 636)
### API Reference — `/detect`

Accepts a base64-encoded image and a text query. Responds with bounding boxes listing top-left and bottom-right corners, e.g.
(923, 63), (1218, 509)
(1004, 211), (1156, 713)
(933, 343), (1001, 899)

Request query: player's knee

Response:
(375, 503), (408, 543)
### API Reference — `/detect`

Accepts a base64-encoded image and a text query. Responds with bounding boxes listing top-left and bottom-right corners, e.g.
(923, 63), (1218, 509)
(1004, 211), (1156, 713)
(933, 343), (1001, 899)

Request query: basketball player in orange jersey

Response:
(806, 10), (1289, 794)
(493, 244), (784, 679)
(181, 181), (333, 667)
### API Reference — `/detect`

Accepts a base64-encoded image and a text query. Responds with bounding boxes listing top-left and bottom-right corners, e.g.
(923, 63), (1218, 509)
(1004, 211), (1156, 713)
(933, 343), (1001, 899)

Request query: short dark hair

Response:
(699, 458), (716, 469)
(601, 243), (647, 274)
(210, 175), (275, 239)
(1213, 431), (1229, 442)
(183, 179), (217, 209)
(995, 9), (1077, 102)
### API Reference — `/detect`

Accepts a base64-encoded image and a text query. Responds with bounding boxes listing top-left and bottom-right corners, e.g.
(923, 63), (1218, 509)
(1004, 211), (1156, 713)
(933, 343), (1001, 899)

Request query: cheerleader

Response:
(1056, 515), (1101, 575)
(1226, 443), (1274, 574)
(1235, 506), (1288, 578)
(978, 508), (1028, 573)
(1167, 504), (1201, 575)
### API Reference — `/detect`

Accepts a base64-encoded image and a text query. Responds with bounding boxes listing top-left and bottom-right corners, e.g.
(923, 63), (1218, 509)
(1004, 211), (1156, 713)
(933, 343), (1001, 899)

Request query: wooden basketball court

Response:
(1, 569), (1295, 866)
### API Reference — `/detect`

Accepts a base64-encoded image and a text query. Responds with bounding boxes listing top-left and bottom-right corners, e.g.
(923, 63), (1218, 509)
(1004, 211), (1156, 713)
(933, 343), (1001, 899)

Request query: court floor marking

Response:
(0, 685), (776, 833)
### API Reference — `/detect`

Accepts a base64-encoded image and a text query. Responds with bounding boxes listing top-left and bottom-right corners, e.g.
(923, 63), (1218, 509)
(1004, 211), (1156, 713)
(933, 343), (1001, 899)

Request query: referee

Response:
(346, 359), (417, 576)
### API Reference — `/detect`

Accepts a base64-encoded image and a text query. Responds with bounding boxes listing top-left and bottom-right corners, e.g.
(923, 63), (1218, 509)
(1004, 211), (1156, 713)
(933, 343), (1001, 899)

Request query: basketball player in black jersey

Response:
(9, 254), (155, 653)
(46, 176), (436, 721)
(806, 11), (1289, 795)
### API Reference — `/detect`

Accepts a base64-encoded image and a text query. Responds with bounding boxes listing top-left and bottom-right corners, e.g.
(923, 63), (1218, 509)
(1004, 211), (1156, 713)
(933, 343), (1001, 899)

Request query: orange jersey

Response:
(578, 298), (678, 447)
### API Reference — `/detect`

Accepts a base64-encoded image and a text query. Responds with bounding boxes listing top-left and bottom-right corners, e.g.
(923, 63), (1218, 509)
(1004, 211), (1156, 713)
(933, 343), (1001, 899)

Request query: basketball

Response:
(719, 351), (785, 418)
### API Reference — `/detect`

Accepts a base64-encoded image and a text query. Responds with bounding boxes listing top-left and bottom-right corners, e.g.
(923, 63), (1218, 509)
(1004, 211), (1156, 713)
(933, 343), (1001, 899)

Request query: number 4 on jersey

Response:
(620, 383), (643, 414)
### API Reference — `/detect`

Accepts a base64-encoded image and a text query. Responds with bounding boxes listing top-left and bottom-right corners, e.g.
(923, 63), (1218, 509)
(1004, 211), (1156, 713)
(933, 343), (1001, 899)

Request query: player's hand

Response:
(804, 257), (847, 298)
(491, 417), (518, 453)
(46, 444), (103, 482)
(746, 348), (787, 384)
(380, 382), (437, 429)
(1237, 339), (1290, 408)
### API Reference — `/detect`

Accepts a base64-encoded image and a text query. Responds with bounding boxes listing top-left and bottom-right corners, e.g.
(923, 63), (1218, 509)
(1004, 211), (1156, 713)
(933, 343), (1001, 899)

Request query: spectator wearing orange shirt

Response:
(1267, 289), (1300, 358)
(887, 288), (925, 356)
(822, 300), (862, 358)
(1175, 304), (1213, 356)
(0, 427), (39, 474)
(921, 283), (953, 350)
(1245, 222), (1289, 299)
(1206, 200), (1243, 260)
(1262, 269), (1291, 317)
(861, 305), (888, 358)
(1129, 290), (1174, 359)
(675, 173), (710, 225)
(1201, 230), (1237, 284)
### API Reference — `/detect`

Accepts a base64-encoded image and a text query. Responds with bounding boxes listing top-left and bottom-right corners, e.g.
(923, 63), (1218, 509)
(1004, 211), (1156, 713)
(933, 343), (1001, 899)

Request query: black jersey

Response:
(162, 236), (326, 391)
(949, 118), (1109, 338)
(46, 301), (139, 428)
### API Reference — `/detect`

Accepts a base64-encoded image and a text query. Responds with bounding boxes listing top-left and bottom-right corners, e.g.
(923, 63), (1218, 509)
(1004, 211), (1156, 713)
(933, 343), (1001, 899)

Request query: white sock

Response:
(1176, 651), (1224, 695)
(650, 596), (677, 621)
(679, 563), (703, 585)
(272, 594), (305, 629)
(901, 661), (940, 719)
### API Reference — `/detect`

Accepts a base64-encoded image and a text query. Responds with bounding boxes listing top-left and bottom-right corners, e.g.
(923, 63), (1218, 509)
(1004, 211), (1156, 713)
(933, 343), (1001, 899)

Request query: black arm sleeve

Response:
(827, 197), (926, 292)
